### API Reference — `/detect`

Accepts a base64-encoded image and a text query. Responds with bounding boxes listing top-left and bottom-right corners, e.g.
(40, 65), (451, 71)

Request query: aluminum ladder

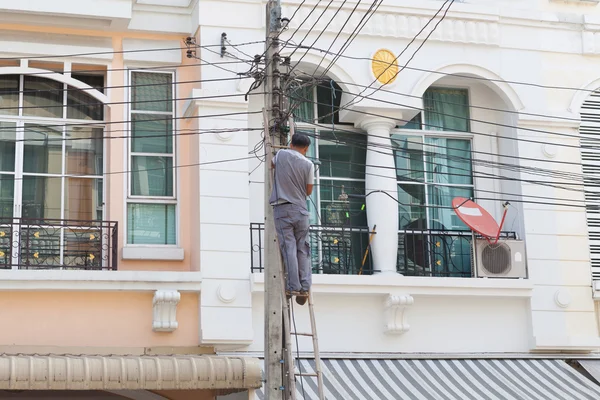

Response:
(283, 291), (325, 400)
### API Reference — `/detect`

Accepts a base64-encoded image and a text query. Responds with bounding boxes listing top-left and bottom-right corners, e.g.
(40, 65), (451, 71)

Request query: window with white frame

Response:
(394, 87), (474, 277)
(288, 79), (371, 274)
(0, 71), (107, 269)
(127, 71), (176, 246)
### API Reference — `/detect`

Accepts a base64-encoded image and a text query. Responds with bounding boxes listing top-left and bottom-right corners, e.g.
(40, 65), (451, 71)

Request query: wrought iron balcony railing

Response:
(398, 229), (517, 278)
(251, 223), (518, 278)
(250, 223), (375, 275)
(0, 218), (118, 270)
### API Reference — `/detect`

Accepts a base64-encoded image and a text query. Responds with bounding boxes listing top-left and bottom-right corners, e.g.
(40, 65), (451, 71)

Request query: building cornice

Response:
(0, 270), (202, 292)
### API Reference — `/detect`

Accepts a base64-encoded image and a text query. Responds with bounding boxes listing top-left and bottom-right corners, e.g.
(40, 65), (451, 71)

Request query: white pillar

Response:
(360, 118), (398, 275)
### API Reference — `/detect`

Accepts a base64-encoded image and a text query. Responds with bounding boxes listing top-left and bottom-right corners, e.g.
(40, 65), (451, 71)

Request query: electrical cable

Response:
(0, 41), (263, 61)
(320, 0), (455, 122)
(318, 0), (382, 80)
(295, 121), (595, 191)
(285, 0), (349, 78)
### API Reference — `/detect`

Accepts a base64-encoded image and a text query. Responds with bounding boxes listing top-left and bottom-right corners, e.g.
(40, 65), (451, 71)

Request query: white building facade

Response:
(191, 0), (600, 398)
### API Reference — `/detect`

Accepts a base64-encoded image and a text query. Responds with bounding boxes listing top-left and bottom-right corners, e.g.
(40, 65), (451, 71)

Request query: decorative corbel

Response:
(383, 294), (414, 335)
(153, 290), (181, 332)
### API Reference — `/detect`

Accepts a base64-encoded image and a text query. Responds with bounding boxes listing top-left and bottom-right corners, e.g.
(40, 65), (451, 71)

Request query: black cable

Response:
(318, 0), (382, 80)
(323, 0), (455, 121)
(285, 0), (349, 78)
(298, 84), (590, 143)
(0, 41), (262, 61)
(1, 73), (252, 96)
(295, 121), (595, 191)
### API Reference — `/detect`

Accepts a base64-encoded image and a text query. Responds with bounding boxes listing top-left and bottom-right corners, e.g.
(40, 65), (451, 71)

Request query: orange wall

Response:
(0, 292), (199, 347)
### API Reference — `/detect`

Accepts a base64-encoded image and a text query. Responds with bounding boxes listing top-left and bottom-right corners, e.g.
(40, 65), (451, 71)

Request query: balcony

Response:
(250, 223), (517, 277)
(0, 218), (118, 270)
(250, 223), (375, 275)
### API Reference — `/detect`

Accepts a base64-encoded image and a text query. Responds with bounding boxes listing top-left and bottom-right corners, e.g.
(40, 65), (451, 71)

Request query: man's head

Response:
(290, 133), (311, 155)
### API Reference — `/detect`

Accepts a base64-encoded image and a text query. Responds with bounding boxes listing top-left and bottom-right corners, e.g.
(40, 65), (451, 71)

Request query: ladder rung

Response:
(290, 332), (313, 336)
(295, 372), (318, 377)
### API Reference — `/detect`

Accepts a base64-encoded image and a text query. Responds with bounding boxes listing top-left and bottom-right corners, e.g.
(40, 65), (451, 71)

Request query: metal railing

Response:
(398, 229), (517, 278)
(250, 223), (375, 275)
(0, 218), (118, 270)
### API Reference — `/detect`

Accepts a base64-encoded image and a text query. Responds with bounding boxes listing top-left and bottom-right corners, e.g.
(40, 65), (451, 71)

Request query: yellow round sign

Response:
(371, 49), (398, 85)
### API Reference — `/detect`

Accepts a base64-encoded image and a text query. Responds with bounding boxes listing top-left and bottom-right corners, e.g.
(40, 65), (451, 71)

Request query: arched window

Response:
(0, 74), (105, 269)
(287, 78), (371, 274)
(393, 86), (474, 277)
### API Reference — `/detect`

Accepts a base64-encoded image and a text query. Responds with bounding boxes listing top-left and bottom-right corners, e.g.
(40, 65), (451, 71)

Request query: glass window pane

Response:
(65, 178), (101, 221)
(65, 126), (104, 175)
(71, 74), (105, 93)
(316, 80), (342, 124)
(0, 75), (19, 116)
(392, 135), (424, 182)
(0, 174), (14, 218)
(23, 76), (63, 118)
(127, 203), (176, 245)
(66, 127), (103, 175)
(23, 124), (63, 174)
(400, 113), (422, 130)
(67, 85), (103, 120)
(0, 122), (16, 172)
(288, 85), (314, 122)
(304, 133), (319, 225)
(427, 185), (473, 231)
(319, 179), (366, 227)
(132, 72), (172, 112)
(132, 114), (173, 153)
(131, 156), (173, 197)
(398, 183), (426, 230)
(423, 87), (469, 132)
(318, 131), (366, 179)
(424, 138), (472, 185)
(21, 176), (62, 219)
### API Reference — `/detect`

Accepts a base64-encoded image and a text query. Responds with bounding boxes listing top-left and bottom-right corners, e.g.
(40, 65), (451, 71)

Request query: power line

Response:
(285, 0), (349, 77)
(325, 0), (455, 122)
(294, 84), (589, 142)
(0, 155), (258, 181)
(296, 120), (594, 189)
(2, 73), (253, 97)
(0, 41), (264, 61)
(287, 93), (588, 151)
(300, 44), (600, 95)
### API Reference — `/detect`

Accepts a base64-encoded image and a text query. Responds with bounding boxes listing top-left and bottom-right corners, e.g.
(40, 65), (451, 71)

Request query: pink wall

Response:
(0, 292), (199, 347)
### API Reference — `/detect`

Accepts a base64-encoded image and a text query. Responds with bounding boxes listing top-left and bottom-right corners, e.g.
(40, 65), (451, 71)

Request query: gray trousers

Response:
(273, 203), (312, 292)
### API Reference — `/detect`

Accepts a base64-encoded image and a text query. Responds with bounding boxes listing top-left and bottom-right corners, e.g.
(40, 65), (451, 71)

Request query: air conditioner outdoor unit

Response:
(474, 239), (527, 278)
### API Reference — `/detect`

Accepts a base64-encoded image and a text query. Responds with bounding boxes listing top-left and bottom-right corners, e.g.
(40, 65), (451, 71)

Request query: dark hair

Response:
(291, 133), (311, 148)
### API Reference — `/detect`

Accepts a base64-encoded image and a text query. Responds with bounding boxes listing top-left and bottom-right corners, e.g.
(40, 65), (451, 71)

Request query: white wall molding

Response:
(0, 270), (202, 292)
(153, 290), (181, 332)
(383, 294), (414, 335)
(251, 273), (533, 298)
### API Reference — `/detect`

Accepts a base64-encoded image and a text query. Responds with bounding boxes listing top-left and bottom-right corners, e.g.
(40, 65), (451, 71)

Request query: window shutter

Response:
(581, 93), (600, 279)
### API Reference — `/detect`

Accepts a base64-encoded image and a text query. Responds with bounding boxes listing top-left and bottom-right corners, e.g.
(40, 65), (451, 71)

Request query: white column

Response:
(360, 118), (398, 275)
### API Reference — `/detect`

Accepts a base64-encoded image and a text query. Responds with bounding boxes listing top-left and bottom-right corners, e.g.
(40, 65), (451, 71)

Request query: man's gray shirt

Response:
(269, 149), (315, 211)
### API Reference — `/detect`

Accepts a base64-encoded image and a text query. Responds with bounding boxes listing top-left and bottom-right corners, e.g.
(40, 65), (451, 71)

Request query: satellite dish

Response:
(452, 197), (508, 245)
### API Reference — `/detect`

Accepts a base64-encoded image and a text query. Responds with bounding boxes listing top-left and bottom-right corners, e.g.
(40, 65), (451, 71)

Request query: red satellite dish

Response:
(452, 197), (507, 244)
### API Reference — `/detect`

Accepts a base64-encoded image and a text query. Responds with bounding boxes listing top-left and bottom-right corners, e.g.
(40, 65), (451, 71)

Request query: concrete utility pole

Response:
(263, 0), (286, 398)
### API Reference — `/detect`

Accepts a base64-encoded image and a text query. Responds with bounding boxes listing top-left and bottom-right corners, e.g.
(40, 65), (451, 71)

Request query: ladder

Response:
(283, 291), (325, 400)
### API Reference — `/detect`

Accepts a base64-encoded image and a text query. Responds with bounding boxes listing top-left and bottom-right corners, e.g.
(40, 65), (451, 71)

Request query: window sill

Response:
(0, 270), (201, 292)
(122, 246), (184, 261)
(250, 273), (533, 298)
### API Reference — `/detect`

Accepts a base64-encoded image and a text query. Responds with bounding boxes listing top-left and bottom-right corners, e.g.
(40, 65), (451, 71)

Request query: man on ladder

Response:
(270, 132), (314, 306)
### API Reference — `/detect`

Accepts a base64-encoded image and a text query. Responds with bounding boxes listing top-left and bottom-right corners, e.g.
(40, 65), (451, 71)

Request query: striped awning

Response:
(255, 359), (600, 399)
